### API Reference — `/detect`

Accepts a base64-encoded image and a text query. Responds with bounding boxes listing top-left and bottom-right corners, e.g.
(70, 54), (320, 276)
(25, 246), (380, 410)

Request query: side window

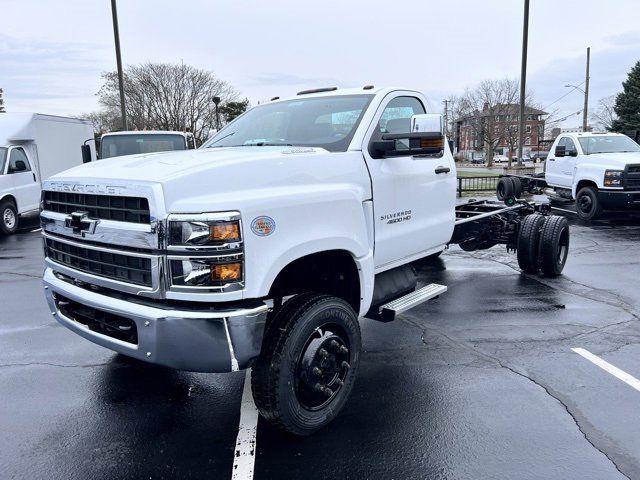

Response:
(8, 148), (31, 173)
(378, 96), (426, 136)
(186, 134), (196, 150)
(565, 138), (577, 154)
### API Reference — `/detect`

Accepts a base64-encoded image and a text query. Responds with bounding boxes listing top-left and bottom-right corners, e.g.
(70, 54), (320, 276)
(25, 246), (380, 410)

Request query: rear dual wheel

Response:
(251, 293), (361, 436)
(517, 214), (569, 277)
(496, 177), (522, 203)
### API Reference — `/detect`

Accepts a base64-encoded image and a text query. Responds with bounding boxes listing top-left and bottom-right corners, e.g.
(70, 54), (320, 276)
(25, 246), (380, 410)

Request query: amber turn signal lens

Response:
(209, 221), (240, 242)
(210, 262), (242, 281)
(420, 137), (443, 149)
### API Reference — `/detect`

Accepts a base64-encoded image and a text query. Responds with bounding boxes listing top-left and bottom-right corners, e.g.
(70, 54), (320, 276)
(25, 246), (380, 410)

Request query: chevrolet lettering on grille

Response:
(65, 211), (99, 235)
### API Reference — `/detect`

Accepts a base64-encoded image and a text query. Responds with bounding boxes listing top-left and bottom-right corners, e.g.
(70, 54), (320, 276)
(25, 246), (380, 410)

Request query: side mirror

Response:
(568, 149), (578, 157)
(555, 145), (566, 157)
(373, 113), (445, 158)
(81, 144), (92, 163)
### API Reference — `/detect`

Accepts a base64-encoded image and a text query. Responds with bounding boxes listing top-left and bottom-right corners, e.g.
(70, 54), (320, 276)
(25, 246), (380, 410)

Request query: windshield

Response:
(577, 135), (640, 155)
(203, 95), (374, 152)
(0, 147), (6, 173)
(100, 134), (186, 159)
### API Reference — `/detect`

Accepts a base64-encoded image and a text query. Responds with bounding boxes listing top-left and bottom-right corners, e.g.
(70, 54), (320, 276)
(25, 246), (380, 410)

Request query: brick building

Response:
(455, 103), (547, 159)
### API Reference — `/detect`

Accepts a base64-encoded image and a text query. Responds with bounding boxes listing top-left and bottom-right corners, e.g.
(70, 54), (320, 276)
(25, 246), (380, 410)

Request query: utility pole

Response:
(212, 96), (221, 131)
(517, 0), (530, 167)
(111, 0), (127, 131)
(443, 99), (449, 138)
(583, 47), (590, 132)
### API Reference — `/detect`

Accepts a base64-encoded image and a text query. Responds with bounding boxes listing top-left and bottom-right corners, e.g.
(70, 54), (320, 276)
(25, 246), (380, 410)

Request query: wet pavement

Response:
(1, 211), (640, 480)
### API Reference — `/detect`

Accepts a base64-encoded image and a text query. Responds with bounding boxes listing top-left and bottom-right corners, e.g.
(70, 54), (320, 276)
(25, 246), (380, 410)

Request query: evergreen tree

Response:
(611, 61), (640, 132)
(0, 88), (5, 113)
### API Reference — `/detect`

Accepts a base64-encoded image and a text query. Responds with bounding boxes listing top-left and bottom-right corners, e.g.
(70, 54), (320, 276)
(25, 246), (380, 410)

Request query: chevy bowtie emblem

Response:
(65, 211), (99, 235)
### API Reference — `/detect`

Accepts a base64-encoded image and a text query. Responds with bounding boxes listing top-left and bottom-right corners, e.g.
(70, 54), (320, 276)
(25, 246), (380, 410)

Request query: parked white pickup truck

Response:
(40, 87), (570, 435)
(498, 132), (640, 220)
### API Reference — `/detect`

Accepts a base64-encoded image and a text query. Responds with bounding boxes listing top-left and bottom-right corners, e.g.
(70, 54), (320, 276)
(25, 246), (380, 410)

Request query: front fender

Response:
(572, 166), (603, 197)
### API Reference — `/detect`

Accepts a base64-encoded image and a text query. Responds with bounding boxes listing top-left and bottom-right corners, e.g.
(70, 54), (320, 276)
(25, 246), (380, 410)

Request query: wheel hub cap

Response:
(296, 327), (350, 410)
(579, 195), (592, 213)
(3, 208), (15, 229)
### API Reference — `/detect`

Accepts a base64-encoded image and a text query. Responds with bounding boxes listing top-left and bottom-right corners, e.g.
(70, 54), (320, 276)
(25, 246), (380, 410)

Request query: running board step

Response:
(368, 283), (447, 322)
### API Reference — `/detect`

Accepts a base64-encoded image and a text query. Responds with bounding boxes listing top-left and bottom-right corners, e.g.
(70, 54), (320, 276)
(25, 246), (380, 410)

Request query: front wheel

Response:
(251, 293), (361, 436)
(575, 186), (603, 221)
(0, 200), (18, 235)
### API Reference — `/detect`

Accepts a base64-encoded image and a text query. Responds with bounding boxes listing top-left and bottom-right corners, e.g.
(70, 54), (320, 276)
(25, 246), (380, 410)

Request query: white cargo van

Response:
(0, 113), (95, 234)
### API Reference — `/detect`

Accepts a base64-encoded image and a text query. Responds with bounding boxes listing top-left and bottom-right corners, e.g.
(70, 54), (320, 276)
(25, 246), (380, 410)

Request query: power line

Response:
(543, 80), (585, 111)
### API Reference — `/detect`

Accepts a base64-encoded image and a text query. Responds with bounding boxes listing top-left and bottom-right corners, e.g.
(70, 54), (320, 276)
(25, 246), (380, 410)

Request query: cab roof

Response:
(102, 130), (190, 137)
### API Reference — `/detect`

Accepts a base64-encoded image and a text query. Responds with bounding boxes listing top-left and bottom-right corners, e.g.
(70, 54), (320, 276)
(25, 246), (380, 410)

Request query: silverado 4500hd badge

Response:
(251, 216), (276, 236)
(381, 210), (412, 225)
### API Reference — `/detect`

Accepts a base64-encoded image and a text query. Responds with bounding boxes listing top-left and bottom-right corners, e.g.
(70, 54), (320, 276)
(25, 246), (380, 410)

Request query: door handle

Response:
(32, 173), (37, 182)
(548, 158), (555, 161)
(435, 166), (450, 174)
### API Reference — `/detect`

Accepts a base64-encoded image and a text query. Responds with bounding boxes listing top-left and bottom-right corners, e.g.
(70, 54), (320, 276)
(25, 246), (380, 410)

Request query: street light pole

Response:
(517, 0), (530, 167)
(583, 47), (590, 132)
(212, 96), (221, 131)
(110, 0), (127, 131)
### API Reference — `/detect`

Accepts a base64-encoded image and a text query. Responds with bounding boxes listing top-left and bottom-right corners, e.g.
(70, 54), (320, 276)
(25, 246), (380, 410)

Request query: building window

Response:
(525, 125), (531, 133)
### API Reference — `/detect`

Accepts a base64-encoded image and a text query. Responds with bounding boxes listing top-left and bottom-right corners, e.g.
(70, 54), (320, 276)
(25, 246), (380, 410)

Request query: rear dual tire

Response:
(517, 214), (569, 277)
(496, 177), (522, 203)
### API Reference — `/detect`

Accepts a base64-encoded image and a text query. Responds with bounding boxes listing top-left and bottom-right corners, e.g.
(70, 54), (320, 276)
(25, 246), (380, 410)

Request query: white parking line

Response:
(30, 228), (42, 232)
(572, 347), (640, 393)
(231, 370), (259, 480)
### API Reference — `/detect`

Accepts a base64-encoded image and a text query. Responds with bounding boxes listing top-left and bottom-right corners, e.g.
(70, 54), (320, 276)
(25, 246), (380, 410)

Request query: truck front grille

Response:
(43, 191), (151, 224)
(45, 237), (153, 287)
(55, 294), (138, 345)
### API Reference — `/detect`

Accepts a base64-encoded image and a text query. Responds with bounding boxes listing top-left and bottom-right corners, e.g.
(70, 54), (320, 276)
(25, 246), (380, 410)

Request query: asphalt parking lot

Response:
(2, 211), (640, 480)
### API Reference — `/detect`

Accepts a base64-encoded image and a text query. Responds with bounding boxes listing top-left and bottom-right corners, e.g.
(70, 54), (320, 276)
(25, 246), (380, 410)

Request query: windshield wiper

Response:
(207, 132), (235, 147)
(243, 142), (293, 146)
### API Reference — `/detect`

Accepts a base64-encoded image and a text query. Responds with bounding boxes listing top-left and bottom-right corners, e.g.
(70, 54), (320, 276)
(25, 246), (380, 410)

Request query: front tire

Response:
(0, 200), (18, 235)
(251, 293), (361, 436)
(575, 186), (603, 221)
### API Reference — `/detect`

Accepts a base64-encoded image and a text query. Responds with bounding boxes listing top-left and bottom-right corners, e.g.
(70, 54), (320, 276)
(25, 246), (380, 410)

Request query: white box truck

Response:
(0, 113), (95, 234)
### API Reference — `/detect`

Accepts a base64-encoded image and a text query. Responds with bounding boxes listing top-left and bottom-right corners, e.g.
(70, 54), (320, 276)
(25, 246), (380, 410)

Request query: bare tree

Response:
(456, 78), (521, 166)
(590, 95), (617, 132)
(92, 62), (239, 144)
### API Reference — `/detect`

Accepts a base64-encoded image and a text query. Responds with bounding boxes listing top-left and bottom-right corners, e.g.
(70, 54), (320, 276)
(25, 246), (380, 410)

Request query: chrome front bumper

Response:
(43, 268), (268, 373)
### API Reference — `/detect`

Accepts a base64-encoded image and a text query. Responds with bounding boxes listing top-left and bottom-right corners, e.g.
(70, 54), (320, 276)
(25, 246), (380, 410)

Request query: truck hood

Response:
(46, 146), (372, 213)
(583, 152), (640, 168)
(52, 147), (307, 183)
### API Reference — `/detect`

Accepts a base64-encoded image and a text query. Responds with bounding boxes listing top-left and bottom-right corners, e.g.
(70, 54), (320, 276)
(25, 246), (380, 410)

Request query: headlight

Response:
(169, 257), (243, 287)
(168, 212), (241, 249)
(604, 170), (623, 187)
(167, 212), (244, 290)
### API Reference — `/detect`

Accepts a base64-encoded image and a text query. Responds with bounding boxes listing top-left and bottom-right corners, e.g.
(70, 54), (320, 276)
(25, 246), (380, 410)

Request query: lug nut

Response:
(341, 361), (351, 369)
(330, 340), (340, 350)
(339, 346), (349, 354)
(319, 348), (329, 358)
(313, 367), (323, 376)
(334, 379), (344, 387)
(313, 383), (333, 397)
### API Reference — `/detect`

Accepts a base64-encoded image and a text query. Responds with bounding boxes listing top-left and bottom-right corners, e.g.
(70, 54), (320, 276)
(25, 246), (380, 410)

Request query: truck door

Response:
(545, 136), (578, 187)
(7, 147), (40, 213)
(362, 94), (456, 270)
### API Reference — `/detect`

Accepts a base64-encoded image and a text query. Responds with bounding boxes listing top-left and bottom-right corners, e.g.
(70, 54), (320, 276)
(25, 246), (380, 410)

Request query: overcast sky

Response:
(2, 0), (640, 128)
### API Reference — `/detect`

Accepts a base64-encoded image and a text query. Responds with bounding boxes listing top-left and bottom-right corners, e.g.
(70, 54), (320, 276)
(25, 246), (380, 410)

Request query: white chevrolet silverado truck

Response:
(497, 132), (640, 220)
(41, 87), (570, 435)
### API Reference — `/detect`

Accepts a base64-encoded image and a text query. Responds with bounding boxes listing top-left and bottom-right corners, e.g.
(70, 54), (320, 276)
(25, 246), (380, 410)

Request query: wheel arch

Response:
(573, 178), (599, 198)
(267, 249), (365, 315)
(0, 193), (18, 209)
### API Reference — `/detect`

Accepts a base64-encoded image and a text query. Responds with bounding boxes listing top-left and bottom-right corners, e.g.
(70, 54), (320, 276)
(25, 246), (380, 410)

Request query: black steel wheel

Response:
(517, 214), (546, 274)
(538, 215), (570, 277)
(0, 200), (18, 235)
(251, 293), (361, 436)
(496, 177), (514, 201)
(575, 186), (603, 221)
